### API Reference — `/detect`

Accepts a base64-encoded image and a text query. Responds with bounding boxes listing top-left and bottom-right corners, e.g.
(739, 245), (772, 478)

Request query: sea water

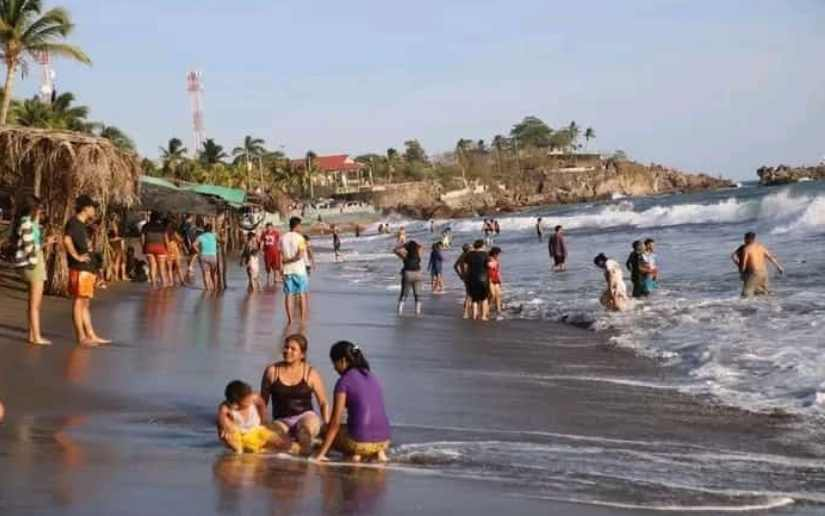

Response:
(333, 181), (825, 416)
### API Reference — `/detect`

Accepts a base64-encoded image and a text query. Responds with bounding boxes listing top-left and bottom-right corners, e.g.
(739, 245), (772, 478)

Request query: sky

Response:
(17, 0), (825, 180)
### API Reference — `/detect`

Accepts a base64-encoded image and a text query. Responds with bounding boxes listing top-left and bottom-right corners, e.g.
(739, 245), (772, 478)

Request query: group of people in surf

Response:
(594, 231), (784, 312)
(391, 236), (504, 321)
(216, 335), (391, 463)
(593, 238), (657, 312)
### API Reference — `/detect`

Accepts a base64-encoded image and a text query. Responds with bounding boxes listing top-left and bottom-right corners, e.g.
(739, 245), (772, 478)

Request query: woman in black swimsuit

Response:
(261, 334), (330, 455)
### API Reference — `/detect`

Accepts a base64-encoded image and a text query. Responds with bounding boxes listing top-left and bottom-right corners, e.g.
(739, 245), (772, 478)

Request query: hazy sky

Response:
(18, 0), (824, 180)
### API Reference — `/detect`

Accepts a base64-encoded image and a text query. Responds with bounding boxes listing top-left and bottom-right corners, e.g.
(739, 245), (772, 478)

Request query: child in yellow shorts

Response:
(217, 380), (288, 454)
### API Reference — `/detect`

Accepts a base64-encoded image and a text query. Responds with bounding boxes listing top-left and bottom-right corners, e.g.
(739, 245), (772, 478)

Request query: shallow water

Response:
(2, 233), (825, 514)
(335, 181), (825, 416)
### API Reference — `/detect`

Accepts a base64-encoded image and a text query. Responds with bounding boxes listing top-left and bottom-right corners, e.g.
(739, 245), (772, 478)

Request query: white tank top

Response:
(229, 404), (261, 432)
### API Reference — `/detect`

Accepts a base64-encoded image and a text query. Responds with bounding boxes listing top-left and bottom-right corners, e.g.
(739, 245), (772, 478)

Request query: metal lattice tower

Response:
(186, 70), (206, 154)
(34, 51), (55, 103)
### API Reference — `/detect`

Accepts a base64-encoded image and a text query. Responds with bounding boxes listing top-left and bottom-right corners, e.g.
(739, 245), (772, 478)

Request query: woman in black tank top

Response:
(261, 334), (330, 455)
(394, 240), (423, 316)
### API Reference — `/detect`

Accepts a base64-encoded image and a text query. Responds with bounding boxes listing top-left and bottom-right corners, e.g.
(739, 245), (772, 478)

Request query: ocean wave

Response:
(771, 196), (825, 235)
(448, 189), (820, 233)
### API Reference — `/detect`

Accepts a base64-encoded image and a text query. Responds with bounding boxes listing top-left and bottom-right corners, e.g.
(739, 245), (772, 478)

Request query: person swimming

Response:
(594, 253), (630, 312)
(217, 380), (288, 454)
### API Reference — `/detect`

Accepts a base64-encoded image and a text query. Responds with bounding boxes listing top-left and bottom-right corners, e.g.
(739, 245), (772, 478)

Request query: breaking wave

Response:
(449, 190), (820, 233)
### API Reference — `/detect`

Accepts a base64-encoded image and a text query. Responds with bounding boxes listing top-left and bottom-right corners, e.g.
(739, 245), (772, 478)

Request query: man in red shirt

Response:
(261, 222), (282, 286)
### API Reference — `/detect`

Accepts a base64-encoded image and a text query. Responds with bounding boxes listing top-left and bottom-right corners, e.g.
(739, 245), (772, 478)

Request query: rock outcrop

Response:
(365, 160), (733, 220)
(757, 164), (825, 186)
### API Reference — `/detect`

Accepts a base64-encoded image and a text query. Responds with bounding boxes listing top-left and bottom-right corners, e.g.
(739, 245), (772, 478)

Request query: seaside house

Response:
(289, 154), (370, 194)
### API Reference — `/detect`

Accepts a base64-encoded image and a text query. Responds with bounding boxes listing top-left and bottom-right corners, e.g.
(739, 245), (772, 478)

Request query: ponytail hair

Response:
(330, 340), (370, 375)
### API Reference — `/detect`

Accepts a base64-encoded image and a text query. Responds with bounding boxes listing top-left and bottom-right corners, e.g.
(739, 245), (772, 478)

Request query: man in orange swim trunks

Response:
(64, 195), (110, 346)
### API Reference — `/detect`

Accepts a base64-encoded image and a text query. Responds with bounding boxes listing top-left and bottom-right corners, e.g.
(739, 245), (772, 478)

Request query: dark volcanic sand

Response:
(1, 266), (824, 515)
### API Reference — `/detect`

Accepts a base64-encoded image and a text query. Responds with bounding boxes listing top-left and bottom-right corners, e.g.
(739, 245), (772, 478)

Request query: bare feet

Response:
(28, 338), (52, 346)
(376, 450), (389, 463)
(78, 339), (99, 347)
(92, 337), (112, 345)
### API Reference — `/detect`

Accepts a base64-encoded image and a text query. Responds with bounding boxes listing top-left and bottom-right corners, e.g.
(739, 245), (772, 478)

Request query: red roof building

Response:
(290, 154), (371, 193)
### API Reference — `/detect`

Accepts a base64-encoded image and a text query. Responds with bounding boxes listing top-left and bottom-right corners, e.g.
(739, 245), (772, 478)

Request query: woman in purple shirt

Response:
(314, 341), (391, 463)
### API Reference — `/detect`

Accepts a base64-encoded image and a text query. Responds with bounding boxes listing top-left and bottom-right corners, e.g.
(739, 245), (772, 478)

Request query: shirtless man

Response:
(737, 232), (784, 297)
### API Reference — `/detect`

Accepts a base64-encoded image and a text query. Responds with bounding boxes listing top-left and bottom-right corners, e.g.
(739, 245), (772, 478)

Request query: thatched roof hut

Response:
(0, 127), (142, 294)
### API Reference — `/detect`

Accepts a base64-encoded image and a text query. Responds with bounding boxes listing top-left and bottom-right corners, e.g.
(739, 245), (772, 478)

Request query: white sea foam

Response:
(772, 196), (825, 234)
(520, 495), (795, 513)
(448, 189), (820, 234)
(338, 184), (825, 417)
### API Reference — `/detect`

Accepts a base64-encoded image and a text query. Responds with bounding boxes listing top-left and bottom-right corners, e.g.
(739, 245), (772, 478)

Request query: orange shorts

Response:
(68, 269), (96, 299)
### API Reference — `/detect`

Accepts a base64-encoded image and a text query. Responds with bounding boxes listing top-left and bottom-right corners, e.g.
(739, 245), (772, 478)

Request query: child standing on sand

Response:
(241, 231), (261, 292)
(217, 380), (287, 454)
(488, 247), (503, 315)
(428, 242), (445, 293)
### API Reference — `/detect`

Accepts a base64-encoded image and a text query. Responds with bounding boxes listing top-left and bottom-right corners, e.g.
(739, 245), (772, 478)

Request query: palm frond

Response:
(28, 41), (90, 64)
(20, 6), (71, 41)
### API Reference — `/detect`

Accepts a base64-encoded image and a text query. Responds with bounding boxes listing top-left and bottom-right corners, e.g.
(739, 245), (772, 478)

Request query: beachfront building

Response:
(289, 154), (371, 195)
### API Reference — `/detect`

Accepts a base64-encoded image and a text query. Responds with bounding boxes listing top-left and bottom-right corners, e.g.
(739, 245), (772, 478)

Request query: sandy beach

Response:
(1, 264), (824, 515)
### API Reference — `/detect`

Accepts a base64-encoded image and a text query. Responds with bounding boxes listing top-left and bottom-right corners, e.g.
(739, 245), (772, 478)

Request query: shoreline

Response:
(1, 265), (824, 514)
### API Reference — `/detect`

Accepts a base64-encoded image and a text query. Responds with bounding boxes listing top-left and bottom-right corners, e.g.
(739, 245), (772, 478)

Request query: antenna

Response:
(186, 70), (206, 154)
(34, 51), (55, 103)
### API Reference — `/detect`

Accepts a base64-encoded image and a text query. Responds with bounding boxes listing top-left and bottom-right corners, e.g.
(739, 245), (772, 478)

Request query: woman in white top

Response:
(594, 253), (630, 312)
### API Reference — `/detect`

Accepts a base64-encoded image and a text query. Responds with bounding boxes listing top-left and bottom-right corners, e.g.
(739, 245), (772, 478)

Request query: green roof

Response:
(182, 184), (247, 206)
(140, 175), (180, 189)
(139, 176), (248, 207)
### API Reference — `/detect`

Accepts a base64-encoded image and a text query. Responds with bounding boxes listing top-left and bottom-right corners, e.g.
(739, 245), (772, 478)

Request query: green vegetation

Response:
(353, 116), (602, 190)
(0, 0), (91, 125)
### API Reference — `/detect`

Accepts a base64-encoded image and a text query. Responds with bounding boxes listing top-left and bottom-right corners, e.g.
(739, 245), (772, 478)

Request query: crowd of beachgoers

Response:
(1, 193), (785, 462)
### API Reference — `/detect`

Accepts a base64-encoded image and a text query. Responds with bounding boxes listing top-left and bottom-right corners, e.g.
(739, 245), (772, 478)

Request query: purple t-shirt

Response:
(334, 369), (391, 442)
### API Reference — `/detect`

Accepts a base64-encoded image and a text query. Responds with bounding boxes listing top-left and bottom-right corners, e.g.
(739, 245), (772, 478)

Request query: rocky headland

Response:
(373, 160), (733, 220)
(757, 164), (825, 186)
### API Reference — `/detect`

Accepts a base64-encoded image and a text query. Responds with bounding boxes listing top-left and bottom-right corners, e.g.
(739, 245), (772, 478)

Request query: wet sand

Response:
(1, 266), (824, 515)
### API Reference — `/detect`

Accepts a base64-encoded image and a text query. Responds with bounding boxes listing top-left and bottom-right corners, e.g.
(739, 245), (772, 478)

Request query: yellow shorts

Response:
(227, 425), (278, 453)
(334, 428), (390, 457)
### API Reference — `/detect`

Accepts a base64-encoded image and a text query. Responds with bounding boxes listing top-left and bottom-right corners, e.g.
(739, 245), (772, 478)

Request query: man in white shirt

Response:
(280, 217), (309, 324)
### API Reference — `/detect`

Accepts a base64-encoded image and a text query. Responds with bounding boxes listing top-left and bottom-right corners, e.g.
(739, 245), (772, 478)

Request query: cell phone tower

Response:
(34, 51), (56, 103)
(186, 70), (206, 155)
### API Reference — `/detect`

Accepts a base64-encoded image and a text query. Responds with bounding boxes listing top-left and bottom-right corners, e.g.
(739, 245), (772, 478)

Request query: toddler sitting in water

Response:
(217, 380), (287, 454)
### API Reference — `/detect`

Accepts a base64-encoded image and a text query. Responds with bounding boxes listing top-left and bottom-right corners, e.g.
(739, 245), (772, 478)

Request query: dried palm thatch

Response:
(0, 127), (141, 294)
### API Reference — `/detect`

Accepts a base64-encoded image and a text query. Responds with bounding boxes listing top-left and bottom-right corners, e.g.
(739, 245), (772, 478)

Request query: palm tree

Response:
(199, 138), (227, 165)
(231, 135), (266, 163)
(584, 127), (596, 151)
(232, 135), (266, 189)
(567, 121), (580, 152)
(159, 137), (187, 177)
(455, 138), (472, 185)
(0, 1), (91, 125)
(96, 124), (135, 152)
(9, 91), (89, 129)
(492, 134), (506, 176)
(50, 91), (90, 131)
(304, 150), (317, 199)
(9, 96), (51, 126)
